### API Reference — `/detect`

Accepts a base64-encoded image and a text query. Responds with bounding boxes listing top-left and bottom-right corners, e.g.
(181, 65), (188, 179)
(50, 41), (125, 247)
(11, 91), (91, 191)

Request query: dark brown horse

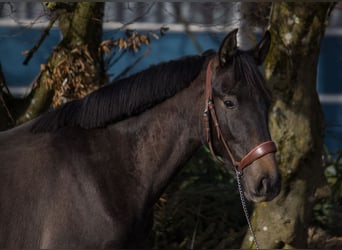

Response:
(0, 29), (280, 248)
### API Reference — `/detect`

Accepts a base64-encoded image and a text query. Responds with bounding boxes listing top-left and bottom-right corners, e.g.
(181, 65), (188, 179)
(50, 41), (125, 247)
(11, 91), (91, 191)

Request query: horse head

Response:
(205, 29), (281, 202)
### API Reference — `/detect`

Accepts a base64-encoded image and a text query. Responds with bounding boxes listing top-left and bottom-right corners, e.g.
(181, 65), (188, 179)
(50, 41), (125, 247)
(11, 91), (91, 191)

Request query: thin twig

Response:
(0, 94), (15, 125)
(0, 63), (11, 97)
(112, 47), (151, 81)
(106, 50), (127, 73)
(119, 2), (155, 31)
(0, 63), (15, 125)
(173, 4), (203, 53)
(23, 13), (59, 65)
(189, 197), (202, 250)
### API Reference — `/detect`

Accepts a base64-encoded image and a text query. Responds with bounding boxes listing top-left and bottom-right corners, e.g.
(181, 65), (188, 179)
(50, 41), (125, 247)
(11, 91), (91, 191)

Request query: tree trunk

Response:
(0, 2), (105, 128)
(241, 3), (335, 249)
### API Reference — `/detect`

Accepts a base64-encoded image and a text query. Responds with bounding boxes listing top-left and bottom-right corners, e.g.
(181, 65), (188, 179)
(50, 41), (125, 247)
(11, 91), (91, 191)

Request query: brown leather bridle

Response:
(203, 60), (277, 171)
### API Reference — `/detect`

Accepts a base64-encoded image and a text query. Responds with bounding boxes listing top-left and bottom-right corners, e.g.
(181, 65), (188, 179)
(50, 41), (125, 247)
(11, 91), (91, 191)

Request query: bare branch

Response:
(113, 47), (151, 81)
(0, 94), (15, 126)
(0, 63), (11, 97)
(119, 2), (155, 31)
(22, 13), (59, 65)
(0, 64), (15, 128)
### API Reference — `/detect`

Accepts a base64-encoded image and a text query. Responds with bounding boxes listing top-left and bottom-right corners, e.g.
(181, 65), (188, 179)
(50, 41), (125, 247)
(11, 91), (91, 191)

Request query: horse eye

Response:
(224, 100), (235, 109)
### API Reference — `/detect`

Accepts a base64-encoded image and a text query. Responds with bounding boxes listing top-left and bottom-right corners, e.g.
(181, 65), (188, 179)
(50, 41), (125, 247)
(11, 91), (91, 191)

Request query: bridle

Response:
(203, 59), (277, 249)
(203, 59), (277, 171)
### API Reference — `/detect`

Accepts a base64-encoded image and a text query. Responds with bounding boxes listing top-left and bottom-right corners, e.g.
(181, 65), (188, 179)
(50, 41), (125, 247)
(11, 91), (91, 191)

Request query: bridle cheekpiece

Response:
(203, 59), (277, 171)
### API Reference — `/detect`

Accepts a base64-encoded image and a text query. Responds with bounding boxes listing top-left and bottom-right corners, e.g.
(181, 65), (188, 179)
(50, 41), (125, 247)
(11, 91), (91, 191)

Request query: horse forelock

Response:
(234, 51), (271, 103)
(31, 52), (210, 133)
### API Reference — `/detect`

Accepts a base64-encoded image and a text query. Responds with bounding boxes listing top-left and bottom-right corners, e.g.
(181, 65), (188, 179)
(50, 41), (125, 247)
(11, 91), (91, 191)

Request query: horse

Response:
(0, 29), (280, 248)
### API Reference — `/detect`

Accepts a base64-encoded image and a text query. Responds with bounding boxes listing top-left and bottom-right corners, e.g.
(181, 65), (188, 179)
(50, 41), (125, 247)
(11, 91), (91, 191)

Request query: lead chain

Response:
(235, 169), (260, 250)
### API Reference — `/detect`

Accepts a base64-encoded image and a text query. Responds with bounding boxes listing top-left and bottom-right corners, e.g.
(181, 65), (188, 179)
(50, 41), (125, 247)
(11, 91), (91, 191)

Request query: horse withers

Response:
(0, 29), (280, 248)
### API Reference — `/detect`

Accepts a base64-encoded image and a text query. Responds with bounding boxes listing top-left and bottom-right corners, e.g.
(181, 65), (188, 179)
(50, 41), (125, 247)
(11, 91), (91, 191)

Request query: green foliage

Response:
(313, 147), (342, 235)
(149, 147), (249, 249)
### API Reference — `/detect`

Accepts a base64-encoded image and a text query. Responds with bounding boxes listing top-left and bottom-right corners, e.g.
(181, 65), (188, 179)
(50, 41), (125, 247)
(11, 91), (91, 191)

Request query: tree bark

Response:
(241, 3), (335, 249)
(0, 2), (105, 128)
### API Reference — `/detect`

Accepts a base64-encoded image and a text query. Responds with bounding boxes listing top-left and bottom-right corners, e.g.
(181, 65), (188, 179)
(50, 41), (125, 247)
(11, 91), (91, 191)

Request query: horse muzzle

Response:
(242, 152), (281, 202)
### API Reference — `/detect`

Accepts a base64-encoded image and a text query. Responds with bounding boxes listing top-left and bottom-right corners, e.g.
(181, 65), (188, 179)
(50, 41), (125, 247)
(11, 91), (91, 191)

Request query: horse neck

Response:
(107, 69), (207, 207)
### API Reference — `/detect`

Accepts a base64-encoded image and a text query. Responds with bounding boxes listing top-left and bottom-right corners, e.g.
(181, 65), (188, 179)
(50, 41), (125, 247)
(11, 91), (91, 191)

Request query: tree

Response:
(0, 2), (105, 130)
(0, 2), (339, 248)
(0, 2), (160, 130)
(241, 3), (336, 249)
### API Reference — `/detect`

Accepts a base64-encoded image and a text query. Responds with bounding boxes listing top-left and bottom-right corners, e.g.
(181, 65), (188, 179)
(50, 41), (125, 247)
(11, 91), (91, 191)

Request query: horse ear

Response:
(218, 28), (238, 67)
(253, 30), (271, 65)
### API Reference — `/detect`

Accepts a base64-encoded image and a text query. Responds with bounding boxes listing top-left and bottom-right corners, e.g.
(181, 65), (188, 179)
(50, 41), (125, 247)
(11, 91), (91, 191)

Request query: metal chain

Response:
(235, 169), (260, 250)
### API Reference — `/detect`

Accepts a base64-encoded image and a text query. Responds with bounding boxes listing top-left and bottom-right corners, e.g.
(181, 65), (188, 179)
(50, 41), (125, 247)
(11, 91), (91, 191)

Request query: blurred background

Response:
(0, 2), (341, 248)
(1, 2), (341, 153)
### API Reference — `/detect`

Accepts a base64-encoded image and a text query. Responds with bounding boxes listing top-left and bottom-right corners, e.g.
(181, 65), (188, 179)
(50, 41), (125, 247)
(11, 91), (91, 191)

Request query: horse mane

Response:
(31, 52), (210, 133)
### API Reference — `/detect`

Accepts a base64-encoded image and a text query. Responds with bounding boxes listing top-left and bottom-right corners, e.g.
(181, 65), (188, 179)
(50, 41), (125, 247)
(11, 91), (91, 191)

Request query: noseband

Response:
(203, 60), (277, 171)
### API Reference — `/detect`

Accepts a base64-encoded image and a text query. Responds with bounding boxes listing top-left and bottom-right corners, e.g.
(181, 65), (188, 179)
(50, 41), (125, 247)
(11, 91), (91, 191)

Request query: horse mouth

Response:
(244, 188), (280, 203)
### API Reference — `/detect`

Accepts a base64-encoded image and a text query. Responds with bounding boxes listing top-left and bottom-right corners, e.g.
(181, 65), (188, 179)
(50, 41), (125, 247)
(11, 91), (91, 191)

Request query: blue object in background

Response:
(103, 31), (224, 81)
(317, 33), (342, 154)
(0, 25), (341, 153)
(0, 26), (60, 87)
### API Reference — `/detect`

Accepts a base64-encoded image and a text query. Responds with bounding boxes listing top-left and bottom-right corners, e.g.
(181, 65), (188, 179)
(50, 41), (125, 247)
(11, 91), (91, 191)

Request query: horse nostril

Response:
(255, 175), (281, 201)
(257, 177), (270, 195)
(243, 172), (281, 202)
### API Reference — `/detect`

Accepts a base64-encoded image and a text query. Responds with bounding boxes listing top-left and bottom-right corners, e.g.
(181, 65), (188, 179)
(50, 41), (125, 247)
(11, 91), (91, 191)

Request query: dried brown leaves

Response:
(100, 29), (167, 54)
(40, 28), (168, 108)
(41, 44), (101, 108)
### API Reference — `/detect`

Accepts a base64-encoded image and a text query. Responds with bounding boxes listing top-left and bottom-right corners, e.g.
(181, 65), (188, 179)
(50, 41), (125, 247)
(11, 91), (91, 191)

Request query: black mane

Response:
(31, 53), (208, 133)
